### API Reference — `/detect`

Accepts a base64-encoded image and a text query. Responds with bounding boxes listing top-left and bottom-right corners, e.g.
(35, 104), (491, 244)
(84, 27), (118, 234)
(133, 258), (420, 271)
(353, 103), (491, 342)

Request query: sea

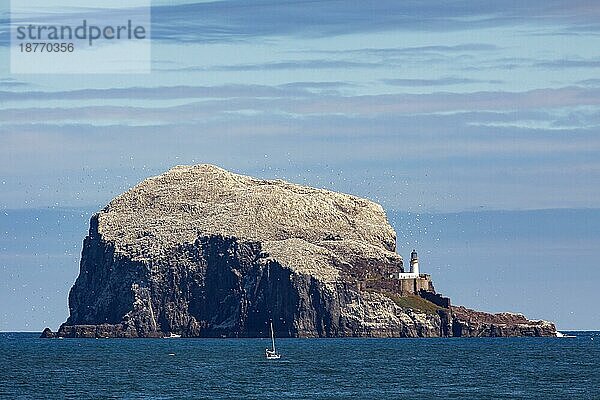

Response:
(1, 332), (599, 399)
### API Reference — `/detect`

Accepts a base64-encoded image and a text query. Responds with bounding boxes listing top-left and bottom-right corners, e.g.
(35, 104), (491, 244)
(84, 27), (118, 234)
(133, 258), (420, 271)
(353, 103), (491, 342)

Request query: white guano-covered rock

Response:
(97, 164), (399, 281)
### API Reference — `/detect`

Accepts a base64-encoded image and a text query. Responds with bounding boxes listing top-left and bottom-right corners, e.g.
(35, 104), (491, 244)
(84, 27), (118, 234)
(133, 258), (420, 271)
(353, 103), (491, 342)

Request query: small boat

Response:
(265, 322), (281, 359)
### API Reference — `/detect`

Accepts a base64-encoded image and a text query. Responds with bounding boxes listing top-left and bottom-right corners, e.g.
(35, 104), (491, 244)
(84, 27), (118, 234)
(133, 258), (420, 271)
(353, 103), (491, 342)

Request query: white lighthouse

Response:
(410, 249), (419, 276)
(393, 249), (430, 295)
(395, 249), (420, 280)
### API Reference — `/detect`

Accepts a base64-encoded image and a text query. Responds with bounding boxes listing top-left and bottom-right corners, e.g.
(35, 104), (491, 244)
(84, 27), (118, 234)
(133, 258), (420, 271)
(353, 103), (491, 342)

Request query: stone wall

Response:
(361, 274), (434, 296)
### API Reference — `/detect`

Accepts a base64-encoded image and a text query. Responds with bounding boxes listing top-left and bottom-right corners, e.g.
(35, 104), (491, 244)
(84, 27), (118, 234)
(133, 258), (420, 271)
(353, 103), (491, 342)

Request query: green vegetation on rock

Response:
(383, 293), (442, 315)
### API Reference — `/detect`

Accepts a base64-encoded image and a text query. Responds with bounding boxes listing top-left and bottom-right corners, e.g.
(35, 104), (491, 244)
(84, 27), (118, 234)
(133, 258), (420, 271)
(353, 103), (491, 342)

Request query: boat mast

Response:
(270, 322), (276, 352)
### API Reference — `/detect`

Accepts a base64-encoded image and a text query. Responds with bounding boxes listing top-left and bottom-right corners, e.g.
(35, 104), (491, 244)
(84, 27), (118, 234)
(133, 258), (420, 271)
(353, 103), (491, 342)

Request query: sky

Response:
(1, 0), (599, 331)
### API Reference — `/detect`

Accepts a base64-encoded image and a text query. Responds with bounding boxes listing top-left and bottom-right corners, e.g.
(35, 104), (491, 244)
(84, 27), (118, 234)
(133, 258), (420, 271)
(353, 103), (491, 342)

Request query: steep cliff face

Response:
(43, 164), (555, 338)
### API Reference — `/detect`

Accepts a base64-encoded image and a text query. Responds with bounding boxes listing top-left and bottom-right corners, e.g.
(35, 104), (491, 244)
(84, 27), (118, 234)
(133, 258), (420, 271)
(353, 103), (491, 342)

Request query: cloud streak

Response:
(3, 86), (600, 127)
(3, 1), (599, 48)
(535, 58), (600, 69)
(149, 0), (600, 43)
(382, 77), (504, 87)
(0, 84), (312, 102)
(0, 78), (30, 88)
(284, 87), (600, 115)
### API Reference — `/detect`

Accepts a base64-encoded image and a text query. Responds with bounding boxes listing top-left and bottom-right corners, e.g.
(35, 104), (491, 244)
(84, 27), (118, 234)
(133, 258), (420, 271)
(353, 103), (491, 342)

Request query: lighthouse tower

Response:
(410, 249), (419, 276)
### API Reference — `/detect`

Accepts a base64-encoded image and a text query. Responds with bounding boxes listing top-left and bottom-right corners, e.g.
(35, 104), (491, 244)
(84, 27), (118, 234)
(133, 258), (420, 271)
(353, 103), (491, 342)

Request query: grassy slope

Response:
(382, 292), (443, 315)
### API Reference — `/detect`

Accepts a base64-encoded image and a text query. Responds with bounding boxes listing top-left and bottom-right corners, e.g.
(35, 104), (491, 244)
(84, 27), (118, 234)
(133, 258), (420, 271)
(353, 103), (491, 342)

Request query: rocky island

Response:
(42, 164), (556, 338)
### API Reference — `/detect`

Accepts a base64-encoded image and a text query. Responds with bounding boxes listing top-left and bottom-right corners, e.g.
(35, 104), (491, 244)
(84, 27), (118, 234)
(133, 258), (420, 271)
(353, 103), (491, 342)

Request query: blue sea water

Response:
(1, 332), (599, 399)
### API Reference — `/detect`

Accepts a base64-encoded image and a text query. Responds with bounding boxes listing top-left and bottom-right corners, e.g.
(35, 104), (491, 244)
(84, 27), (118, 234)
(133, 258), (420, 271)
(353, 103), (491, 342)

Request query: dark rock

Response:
(40, 327), (55, 338)
(450, 306), (556, 337)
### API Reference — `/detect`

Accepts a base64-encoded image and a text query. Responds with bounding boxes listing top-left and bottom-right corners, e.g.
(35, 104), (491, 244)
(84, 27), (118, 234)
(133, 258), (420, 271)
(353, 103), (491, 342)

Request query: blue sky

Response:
(1, 0), (600, 330)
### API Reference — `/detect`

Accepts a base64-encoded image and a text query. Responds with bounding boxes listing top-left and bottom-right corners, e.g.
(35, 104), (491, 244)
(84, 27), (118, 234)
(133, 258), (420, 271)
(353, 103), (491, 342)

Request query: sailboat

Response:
(265, 322), (281, 359)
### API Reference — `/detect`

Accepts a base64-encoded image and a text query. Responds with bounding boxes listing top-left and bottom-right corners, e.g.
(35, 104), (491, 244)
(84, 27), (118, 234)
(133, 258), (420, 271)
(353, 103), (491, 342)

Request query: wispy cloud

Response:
(0, 84), (312, 102)
(3, 1), (600, 48)
(149, 0), (600, 43)
(577, 79), (600, 86)
(165, 59), (384, 72)
(278, 81), (357, 90)
(3, 86), (600, 123)
(283, 87), (600, 115)
(0, 78), (29, 88)
(303, 44), (501, 57)
(535, 58), (600, 69)
(382, 77), (504, 87)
